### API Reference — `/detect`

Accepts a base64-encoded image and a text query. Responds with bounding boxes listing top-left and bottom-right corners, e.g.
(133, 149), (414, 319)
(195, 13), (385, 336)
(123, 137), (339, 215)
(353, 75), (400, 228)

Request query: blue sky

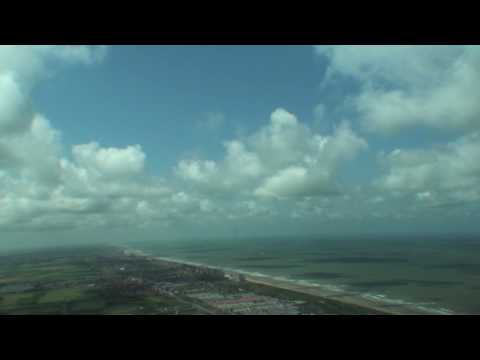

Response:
(30, 46), (387, 184)
(32, 46), (323, 171)
(1, 45), (480, 246)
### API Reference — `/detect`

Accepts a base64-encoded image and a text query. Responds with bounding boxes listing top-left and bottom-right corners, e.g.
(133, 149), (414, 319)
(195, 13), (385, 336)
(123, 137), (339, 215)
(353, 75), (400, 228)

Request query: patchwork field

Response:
(0, 245), (388, 315)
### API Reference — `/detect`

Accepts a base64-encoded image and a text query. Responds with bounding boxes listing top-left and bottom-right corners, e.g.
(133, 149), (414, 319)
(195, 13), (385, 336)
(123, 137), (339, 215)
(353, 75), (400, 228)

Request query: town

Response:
(0, 246), (384, 315)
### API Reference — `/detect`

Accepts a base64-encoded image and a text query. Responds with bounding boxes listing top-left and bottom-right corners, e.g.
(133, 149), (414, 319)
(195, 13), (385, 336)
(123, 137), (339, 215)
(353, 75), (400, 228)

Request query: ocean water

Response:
(125, 235), (480, 314)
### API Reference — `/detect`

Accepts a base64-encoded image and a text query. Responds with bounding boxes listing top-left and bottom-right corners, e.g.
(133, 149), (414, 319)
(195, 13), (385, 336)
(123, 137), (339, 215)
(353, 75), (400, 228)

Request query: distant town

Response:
(0, 246), (387, 315)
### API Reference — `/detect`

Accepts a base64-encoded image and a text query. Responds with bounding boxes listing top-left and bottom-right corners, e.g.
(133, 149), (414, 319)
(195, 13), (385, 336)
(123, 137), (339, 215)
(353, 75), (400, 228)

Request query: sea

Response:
(123, 234), (480, 315)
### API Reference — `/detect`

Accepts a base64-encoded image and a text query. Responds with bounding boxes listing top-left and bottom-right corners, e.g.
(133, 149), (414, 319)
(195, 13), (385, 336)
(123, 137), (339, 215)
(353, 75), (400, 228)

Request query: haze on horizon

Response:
(1, 45), (480, 251)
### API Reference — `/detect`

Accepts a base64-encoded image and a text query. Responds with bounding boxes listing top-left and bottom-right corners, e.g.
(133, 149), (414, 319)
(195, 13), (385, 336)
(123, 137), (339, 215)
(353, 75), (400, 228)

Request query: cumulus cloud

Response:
(255, 166), (311, 198)
(4, 45), (476, 233)
(2, 114), (62, 185)
(0, 132), (174, 231)
(176, 159), (218, 184)
(0, 45), (188, 232)
(313, 45), (480, 216)
(72, 142), (145, 178)
(0, 73), (34, 134)
(175, 108), (367, 198)
(377, 132), (480, 204)
(0, 45), (108, 138)
(0, 46), (108, 91)
(314, 45), (480, 134)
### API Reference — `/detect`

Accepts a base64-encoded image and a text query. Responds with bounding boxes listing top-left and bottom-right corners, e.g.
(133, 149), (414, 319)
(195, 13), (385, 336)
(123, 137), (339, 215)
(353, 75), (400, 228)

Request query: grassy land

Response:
(0, 245), (196, 314)
(1, 292), (36, 307)
(0, 245), (386, 315)
(38, 288), (86, 304)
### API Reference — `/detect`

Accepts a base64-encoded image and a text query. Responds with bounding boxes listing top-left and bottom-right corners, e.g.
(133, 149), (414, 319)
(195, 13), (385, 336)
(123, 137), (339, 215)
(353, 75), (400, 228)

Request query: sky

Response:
(1, 45), (480, 248)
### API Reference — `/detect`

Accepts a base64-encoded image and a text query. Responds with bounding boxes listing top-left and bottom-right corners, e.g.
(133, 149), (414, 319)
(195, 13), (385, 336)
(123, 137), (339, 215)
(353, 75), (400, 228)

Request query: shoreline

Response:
(122, 248), (453, 315)
(244, 275), (411, 315)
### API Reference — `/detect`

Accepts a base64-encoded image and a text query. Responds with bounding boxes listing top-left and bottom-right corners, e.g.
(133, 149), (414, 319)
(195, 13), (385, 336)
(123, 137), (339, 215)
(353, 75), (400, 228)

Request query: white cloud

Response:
(175, 108), (367, 198)
(72, 142), (145, 178)
(0, 46), (374, 232)
(0, 136), (174, 231)
(0, 72), (33, 134)
(0, 45), (108, 139)
(314, 45), (480, 134)
(255, 166), (309, 198)
(254, 166), (333, 198)
(0, 46), (189, 232)
(60, 144), (169, 199)
(7, 45), (476, 232)
(0, 114), (62, 186)
(0, 45), (108, 91)
(176, 159), (218, 184)
(224, 140), (264, 180)
(377, 132), (480, 204)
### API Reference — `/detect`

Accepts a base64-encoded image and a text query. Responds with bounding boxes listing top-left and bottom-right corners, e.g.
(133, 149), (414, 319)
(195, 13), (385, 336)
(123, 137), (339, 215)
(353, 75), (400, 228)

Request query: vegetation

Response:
(0, 245), (385, 315)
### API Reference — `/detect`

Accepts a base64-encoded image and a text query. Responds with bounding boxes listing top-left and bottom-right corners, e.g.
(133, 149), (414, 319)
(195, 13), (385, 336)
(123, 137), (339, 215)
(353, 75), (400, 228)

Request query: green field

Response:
(38, 288), (86, 304)
(0, 246), (194, 315)
(0, 245), (380, 315)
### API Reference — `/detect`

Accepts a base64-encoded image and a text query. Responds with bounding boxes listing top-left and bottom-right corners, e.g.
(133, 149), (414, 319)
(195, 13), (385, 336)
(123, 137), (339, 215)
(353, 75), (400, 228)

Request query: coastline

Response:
(122, 248), (453, 315)
(244, 274), (410, 315)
